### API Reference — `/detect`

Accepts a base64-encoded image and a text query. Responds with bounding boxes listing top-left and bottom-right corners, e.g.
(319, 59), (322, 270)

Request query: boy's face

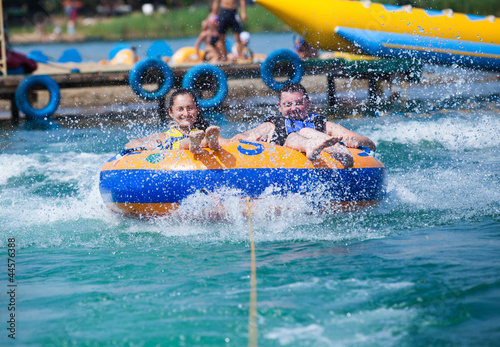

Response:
(169, 94), (198, 130)
(278, 91), (311, 120)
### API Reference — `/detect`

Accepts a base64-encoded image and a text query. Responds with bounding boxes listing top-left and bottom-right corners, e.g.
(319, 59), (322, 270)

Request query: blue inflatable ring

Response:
(182, 64), (228, 109)
(260, 49), (304, 92)
(15, 75), (61, 119)
(129, 58), (174, 101)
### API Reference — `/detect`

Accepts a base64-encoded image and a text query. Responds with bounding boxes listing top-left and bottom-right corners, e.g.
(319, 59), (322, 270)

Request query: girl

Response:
(125, 89), (227, 153)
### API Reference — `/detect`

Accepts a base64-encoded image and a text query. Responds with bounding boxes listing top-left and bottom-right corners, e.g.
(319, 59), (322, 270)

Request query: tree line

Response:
(3, 0), (499, 27)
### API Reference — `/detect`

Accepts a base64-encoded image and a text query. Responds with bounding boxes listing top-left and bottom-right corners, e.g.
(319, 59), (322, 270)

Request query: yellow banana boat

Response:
(255, 0), (500, 52)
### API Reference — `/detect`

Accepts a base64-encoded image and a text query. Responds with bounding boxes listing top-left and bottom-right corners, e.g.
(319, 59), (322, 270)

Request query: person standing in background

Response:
(65, 0), (79, 36)
(211, 0), (247, 61)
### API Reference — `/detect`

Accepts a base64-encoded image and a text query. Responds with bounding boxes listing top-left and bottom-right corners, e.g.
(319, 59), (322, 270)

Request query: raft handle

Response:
(356, 145), (372, 153)
(118, 147), (147, 157)
(337, 142), (372, 153)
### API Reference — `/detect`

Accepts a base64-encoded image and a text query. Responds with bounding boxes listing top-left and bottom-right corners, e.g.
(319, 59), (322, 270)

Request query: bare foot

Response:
(205, 126), (223, 152)
(189, 130), (205, 154)
(327, 143), (354, 168)
(305, 137), (340, 161)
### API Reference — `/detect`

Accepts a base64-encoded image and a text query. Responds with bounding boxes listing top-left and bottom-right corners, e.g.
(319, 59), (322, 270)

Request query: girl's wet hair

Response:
(168, 88), (200, 112)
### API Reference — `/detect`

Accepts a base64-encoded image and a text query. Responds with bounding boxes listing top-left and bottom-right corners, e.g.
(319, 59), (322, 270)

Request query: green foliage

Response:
(83, 5), (288, 41)
(8, 1), (500, 40)
(244, 6), (290, 32)
(85, 8), (208, 40)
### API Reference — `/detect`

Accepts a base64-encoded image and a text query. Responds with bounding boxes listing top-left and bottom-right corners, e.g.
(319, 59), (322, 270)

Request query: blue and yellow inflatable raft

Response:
(99, 141), (386, 217)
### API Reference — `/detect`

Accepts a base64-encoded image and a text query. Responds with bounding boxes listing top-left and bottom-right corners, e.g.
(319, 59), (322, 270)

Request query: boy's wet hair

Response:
(168, 88), (200, 111)
(279, 83), (309, 102)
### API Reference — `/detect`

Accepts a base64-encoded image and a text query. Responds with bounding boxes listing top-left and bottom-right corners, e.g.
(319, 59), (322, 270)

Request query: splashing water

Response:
(1, 98), (499, 346)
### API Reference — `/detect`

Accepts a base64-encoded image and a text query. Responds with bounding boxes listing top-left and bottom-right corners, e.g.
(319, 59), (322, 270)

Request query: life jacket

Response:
(264, 113), (327, 146)
(162, 127), (205, 150)
(160, 116), (210, 150)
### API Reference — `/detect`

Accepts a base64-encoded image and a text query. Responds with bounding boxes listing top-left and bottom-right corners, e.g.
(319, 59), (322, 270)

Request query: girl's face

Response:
(169, 94), (198, 131)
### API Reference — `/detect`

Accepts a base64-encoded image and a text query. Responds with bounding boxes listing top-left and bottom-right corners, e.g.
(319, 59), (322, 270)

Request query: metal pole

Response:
(158, 97), (167, 122)
(327, 74), (336, 108)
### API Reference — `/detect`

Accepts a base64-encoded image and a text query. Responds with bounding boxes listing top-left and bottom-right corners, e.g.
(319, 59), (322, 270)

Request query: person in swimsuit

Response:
(211, 0), (247, 61)
(229, 31), (253, 62)
(231, 83), (376, 168)
(125, 89), (228, 154)
(195, 14), (221, 63)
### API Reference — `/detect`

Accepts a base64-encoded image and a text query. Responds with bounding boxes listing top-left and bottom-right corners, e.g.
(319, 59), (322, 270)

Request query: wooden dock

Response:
(0, 57), (422, 120)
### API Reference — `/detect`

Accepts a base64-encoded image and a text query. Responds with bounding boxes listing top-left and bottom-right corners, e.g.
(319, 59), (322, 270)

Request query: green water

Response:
(1, 104), (499, 346)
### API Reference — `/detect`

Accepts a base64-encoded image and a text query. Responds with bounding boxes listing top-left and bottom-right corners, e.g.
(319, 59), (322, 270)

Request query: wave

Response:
(366, 112), (500, 151)
(1, 111), (498, 249)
